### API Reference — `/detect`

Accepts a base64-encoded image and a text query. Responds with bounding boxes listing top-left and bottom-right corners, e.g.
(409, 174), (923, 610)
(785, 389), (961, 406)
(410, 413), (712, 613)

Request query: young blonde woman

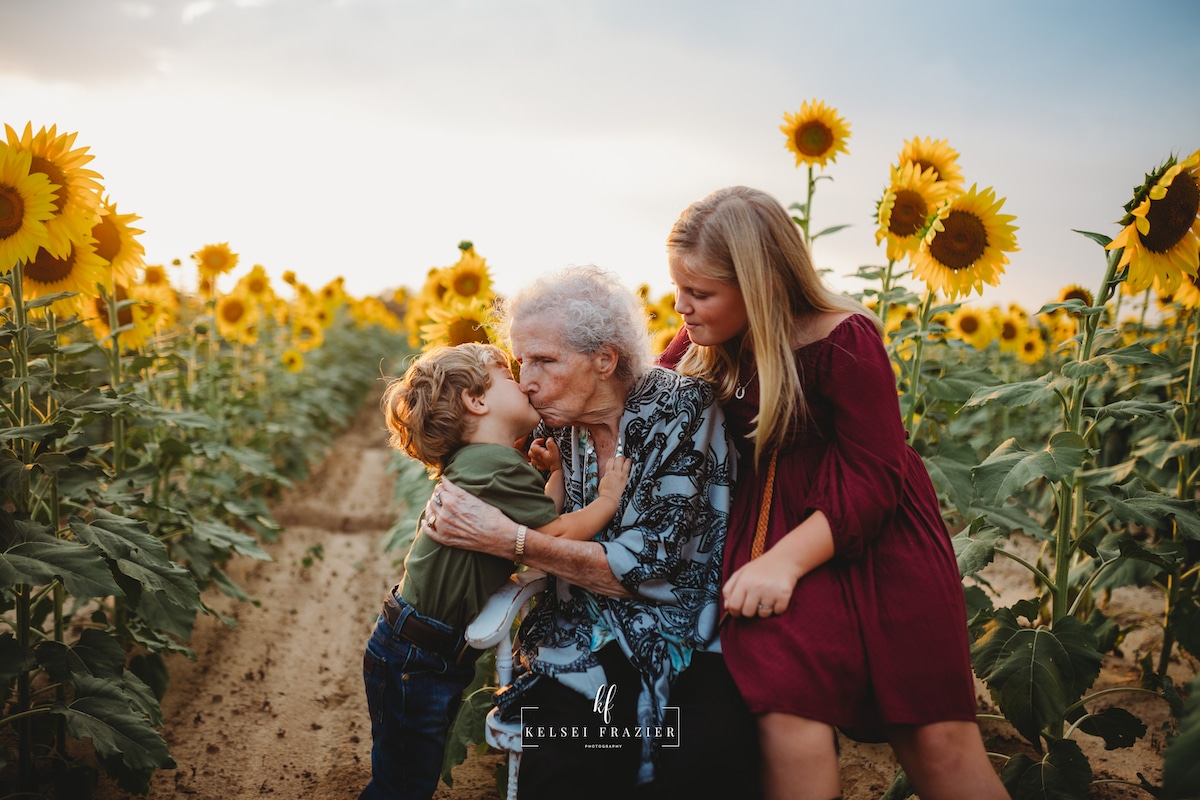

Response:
(659, 186), (1008, 800)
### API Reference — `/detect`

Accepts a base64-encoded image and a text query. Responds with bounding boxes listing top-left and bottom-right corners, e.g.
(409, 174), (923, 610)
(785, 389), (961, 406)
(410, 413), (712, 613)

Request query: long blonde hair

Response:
(667, 186), (880, 465)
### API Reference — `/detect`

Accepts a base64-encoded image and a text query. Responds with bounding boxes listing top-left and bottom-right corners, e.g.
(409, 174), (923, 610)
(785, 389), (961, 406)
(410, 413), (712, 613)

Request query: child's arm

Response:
(538, 456), (631, 541)
(528, 437), (566, 513)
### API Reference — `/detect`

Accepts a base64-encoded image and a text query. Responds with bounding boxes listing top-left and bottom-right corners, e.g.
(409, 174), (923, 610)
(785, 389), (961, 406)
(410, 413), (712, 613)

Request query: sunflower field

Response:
(0, 123), (410, 795)
(2, 101), (1199, 800)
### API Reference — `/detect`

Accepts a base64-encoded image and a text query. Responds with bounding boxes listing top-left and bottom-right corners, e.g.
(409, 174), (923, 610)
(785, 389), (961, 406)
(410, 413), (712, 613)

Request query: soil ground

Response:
(92, 399), (1183, 799)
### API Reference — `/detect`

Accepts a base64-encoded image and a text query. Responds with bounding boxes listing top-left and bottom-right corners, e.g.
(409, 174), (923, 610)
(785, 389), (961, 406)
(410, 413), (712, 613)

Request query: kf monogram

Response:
(592, 683), (617, 724)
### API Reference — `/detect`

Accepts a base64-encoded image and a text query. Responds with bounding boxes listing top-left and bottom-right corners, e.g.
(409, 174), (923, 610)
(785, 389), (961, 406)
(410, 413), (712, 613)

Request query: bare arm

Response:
(540, 456), (630, 542)
(722, 510), (836, 618)
(425, 477), (631, 597)
(528, 437), (566, 512)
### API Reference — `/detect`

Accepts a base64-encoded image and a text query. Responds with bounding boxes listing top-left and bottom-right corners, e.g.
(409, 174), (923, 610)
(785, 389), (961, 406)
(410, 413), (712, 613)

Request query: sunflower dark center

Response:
(92, 215), (121, 263)
(795, 122), (834, 157)
(30, 156), (68, 215)
(221, 298), (246, 323)
(929, 210), (987, 271)
(27, 246), (74, 284)
(1143, 173), (1199, 254)
(0, 184), (24, 238)
(453, 272), (481, 296)
(1001, 320), (1019, 340)
(448, 317), (490, 346)
(959, 315), (980, 334)
(889, 189), (927, 237)
(1022, 339), (1036, 353)
(248, 277), (267, 294)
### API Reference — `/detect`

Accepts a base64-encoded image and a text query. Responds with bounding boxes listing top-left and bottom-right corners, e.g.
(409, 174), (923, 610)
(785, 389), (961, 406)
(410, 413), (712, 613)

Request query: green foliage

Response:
(850, 227), (1195, 797)
(0, 266), (409, 793)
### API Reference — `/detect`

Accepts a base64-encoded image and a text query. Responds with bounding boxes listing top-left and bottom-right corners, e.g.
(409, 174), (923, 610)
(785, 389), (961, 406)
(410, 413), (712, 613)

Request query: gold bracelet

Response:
(514, 524), (528, 566)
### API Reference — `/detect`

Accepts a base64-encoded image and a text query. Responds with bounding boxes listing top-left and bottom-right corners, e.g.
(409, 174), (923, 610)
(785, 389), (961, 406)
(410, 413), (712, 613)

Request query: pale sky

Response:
(2, 0), (1197, 310)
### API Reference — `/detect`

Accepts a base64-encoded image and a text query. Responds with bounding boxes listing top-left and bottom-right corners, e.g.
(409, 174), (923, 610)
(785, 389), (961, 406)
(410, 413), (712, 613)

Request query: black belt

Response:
(382, 591), (483, 666)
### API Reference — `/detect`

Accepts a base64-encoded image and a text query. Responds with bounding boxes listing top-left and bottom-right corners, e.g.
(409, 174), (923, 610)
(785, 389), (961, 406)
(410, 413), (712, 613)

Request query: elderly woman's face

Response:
(510, 314), (603, 427)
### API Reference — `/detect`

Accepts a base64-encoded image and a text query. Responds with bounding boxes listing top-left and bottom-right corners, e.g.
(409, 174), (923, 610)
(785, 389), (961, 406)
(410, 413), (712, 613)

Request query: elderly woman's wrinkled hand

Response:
(424, 478), (514, 559)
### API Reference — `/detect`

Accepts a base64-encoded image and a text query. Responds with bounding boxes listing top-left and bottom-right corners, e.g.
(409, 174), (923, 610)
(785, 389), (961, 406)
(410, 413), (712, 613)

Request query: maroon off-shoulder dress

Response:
(662, 314), (977, 739)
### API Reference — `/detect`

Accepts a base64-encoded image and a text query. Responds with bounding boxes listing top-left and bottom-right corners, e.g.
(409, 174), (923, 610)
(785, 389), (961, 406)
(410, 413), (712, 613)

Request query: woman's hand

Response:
(528, 437), (561, 473)
(424, 478), (517, 559)
(722, 551), (802, 619)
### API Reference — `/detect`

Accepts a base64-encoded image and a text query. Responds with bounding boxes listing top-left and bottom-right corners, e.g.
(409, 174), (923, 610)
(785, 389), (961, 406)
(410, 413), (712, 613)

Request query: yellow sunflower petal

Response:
(5, 123), (104, 259)
(1106, 149), (1200, 295)
(0, 144), (56, 273)
(896, 137), (965, 195)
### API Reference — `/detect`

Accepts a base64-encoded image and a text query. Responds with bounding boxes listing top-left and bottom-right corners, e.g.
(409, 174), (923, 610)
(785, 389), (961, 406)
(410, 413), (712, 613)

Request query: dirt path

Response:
(94, 398), (1179, 799)
(96, 400), (503, 799)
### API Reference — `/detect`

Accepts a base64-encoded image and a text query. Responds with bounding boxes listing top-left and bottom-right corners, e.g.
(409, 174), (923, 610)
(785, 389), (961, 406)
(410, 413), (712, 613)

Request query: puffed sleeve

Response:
(804, 316), (908, 560)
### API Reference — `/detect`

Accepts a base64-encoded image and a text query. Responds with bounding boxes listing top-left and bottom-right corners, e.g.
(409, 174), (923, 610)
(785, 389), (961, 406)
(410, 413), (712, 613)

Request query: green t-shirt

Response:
(398, 443), (560, 630)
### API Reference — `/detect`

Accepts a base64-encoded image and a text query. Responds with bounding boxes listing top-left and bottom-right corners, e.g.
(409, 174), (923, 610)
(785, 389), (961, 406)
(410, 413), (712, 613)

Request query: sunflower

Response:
(192, 242), (239, 280)
(911, 184), (1019, 300)
(1017, 330), (1047, 365)
(319, 276), (347, 309)
(875, 162), (953, 261)
(89, 197), (144, 288)
(216, 291), (260, 344)
(350, 296), (402, 331)
(281, 348), (304, 373)
(947, 305), (994, 349)
(292, 315), (325, 352)
(780, 99), (851, 170)
(23, 237), (108, 315)
(994, 308), (1027, 354)
(896, 137), (965, 195)
(420, 297), (494, 348)
(134, 280), (179, 333)
(1107, 149), (1200, 295)
(444, 243), (494, 303)
(1173, 260), (1200, 308)
(4, 124), (104, 259)
(0, 144), (56, 273)
(282, 270), (297, 286)
(82, 282), (155, 350)
(1054, 284), (1094, 317)
(235, 263), (277, 309)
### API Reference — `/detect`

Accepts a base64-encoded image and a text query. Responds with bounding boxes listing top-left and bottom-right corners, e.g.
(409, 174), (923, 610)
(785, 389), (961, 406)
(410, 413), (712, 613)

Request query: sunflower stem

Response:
(902, 289), (936, 439)
(7, 261), (36, 790)
(876, 258), (897, 330)
(103, 286), (127, 474)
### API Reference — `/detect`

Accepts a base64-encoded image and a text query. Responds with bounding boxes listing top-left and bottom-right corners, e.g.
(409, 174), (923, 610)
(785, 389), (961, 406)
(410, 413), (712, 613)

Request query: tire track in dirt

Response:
(95, 400), (502, 799)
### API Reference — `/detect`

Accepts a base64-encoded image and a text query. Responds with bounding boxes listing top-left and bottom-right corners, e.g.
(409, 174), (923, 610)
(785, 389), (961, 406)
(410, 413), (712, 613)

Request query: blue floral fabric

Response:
(517, 366), (734, 783)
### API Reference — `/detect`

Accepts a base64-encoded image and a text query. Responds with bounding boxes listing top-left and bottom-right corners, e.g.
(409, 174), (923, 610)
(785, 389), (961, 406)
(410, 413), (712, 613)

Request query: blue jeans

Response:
(358, 594), (477, 800)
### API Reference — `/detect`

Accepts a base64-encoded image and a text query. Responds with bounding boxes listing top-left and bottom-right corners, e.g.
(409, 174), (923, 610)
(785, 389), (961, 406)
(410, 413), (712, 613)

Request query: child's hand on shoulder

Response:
(528, 437), (561, 473)
(598, 456), (631, 502)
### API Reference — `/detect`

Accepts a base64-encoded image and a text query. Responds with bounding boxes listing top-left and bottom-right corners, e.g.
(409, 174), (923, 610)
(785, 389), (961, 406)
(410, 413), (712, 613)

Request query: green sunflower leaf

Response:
(971, 609), (1080, 750)
(1163, 674), (1200, 800)
(963, 374), (1056, 410)
(973, 433), (1088, 506)
(0, 539), (124, 597)
(1075, 706), (1146, 750)
(1000, 737), (1093, 800)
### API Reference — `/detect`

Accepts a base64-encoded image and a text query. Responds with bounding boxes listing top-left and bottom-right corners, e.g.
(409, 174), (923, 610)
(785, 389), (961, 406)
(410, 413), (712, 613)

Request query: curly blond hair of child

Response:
(381, 343), (513, 474)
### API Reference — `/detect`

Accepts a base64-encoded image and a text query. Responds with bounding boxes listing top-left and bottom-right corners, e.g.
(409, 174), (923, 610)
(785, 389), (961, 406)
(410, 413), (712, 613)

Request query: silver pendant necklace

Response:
(735, 366), (757, 400)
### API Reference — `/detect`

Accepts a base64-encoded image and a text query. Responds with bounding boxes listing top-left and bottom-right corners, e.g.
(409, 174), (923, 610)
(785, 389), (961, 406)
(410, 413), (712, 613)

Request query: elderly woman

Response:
(424, 266), (758, 799)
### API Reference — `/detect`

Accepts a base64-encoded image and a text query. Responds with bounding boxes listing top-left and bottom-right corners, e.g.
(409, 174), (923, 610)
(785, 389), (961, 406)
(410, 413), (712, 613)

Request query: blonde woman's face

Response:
(669, 256), (749, 347)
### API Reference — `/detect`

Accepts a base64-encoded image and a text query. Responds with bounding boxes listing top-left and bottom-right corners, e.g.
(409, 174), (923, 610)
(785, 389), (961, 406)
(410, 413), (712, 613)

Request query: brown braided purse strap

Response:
(750, 451), (779, 560)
